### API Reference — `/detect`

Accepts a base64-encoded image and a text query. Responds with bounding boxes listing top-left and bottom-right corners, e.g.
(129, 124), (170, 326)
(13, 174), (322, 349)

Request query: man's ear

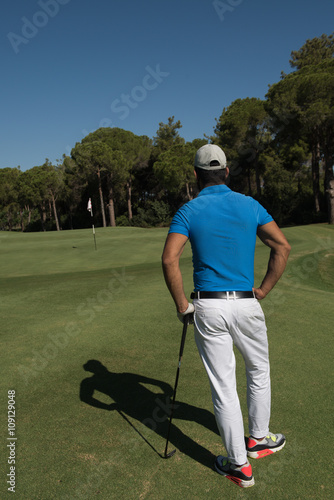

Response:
(194, 169), (197, 179)
(225, 167), (229, 179)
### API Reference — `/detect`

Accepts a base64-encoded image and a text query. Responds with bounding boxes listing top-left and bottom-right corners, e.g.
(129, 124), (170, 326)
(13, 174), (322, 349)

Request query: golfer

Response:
(162, 144), (291, 488)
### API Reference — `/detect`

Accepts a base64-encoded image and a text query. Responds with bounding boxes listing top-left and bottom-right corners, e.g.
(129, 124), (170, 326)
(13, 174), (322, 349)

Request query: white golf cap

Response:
(194, 144), (227, 170)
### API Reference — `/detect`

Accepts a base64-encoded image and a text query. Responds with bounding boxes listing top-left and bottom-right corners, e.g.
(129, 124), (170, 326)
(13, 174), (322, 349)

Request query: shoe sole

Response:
(247, 440), (286, 459)
(214, 463), (255, 488)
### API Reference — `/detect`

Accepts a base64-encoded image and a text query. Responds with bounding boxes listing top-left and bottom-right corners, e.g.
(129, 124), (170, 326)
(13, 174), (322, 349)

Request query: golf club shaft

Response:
(117, 409), (162, 457)
(164, 315), (190, 457)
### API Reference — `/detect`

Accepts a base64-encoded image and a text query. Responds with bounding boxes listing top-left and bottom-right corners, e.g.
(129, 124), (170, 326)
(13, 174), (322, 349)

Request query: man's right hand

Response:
(177, 302), (194, 323)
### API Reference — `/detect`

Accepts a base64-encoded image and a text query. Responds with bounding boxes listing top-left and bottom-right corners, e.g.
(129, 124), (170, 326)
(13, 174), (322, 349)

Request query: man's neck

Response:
(198, 181), (226, 192)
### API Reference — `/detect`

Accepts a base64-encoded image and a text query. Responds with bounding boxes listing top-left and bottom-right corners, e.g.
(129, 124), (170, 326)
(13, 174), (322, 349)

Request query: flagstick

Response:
(88, 199), (97, 251)
(91, 210), (97, 251)
(92, 222), (97, 250)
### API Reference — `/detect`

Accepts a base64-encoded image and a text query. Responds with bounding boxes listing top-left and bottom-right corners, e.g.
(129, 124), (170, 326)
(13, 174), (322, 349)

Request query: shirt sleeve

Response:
(256, 200), (273, 226)
(168, 205), (190, 237)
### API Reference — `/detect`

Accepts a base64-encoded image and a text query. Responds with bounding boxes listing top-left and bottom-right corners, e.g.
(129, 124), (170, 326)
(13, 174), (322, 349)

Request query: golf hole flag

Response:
(87, 198), (92, 213)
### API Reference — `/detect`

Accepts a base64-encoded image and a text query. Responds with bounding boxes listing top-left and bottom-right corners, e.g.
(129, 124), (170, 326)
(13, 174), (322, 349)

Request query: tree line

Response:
(1, 33), (333, 231)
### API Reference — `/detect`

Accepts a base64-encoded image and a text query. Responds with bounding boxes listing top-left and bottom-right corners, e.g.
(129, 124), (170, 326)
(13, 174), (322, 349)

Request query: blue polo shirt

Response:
(168, 184), (273, 291)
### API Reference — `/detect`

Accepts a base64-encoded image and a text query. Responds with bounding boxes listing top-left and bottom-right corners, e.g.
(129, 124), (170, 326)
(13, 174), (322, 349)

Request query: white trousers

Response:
(194, 297), (271, 465)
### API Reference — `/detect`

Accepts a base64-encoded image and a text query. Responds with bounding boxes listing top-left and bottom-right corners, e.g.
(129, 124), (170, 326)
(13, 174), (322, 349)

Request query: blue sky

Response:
(1, 0), (333, 171)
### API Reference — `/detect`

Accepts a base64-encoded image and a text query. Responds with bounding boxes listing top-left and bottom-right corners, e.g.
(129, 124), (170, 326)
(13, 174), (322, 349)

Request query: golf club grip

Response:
(178, 315), (189, 358)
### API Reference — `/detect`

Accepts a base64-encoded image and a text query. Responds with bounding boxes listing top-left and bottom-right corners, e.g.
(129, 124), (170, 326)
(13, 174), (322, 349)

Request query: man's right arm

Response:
(161, 232), (190, 313)
(253, 221), (291, 300)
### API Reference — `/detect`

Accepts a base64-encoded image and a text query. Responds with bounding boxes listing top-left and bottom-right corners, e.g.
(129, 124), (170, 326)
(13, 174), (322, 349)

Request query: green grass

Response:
(1, 224), (334, 499)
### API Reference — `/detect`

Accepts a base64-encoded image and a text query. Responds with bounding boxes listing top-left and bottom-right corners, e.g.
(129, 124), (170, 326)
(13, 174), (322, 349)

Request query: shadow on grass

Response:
(80, 360), (219, 469)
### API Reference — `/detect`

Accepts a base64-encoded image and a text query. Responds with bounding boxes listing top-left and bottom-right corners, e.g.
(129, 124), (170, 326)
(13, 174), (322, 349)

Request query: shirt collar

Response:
(197, 184), (231, 197)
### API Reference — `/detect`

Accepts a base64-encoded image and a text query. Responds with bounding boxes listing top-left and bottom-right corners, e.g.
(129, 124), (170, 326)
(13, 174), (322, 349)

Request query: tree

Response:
(261, 154), (298, 225)
(148, 117), (188, 208)
(17, 170), (34, 229)
(266, 59), (334, 222)
(61, 155), (87, 230)
(127, 134), (152, 220)
(105, 149), (128, 227)
(213, 98), (270, 197)
(269, 33), (334, 221)
(41, 160), (64, 231)
(20, 166), (50, 231)
(153, 142), (201, 202)
(16, 162), (64, 231)
(0, 168), (21, 230)
(290, 32), (334, 69)
(71, 141), (109, 227)
(152, 116), (184, 157)
(79, 128), (151, 223)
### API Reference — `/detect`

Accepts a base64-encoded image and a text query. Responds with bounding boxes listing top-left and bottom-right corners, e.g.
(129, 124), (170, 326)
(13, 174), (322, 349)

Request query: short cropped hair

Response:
(195, 166), (228, 188)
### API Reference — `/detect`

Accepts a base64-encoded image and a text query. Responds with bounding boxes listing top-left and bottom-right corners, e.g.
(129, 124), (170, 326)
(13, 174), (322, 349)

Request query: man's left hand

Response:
(252, 287), (266, 300)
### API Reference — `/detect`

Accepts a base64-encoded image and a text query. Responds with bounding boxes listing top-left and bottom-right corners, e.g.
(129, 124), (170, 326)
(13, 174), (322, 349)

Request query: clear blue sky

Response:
(1, 0), (333, 171)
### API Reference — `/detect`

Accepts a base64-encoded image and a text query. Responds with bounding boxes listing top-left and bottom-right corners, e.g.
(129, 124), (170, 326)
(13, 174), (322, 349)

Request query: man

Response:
(162, 144), (291, 488)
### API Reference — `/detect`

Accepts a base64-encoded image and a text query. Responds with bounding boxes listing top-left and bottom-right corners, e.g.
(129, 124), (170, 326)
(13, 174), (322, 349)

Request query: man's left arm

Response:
(254, 221), (291, 300)
(161, 232), (192, 316)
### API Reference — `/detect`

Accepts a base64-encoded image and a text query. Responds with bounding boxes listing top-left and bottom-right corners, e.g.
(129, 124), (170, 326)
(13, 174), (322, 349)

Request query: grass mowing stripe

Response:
(0, 227), (173, 278)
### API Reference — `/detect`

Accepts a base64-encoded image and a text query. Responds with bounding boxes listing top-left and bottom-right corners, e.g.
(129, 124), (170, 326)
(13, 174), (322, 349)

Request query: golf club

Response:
(164, 313), (191, 458)
(117, 408), (163, 458)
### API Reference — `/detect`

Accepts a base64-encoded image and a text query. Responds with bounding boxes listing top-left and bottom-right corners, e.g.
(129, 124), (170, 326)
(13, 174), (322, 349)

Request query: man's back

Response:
(169, 184), (273, 291)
